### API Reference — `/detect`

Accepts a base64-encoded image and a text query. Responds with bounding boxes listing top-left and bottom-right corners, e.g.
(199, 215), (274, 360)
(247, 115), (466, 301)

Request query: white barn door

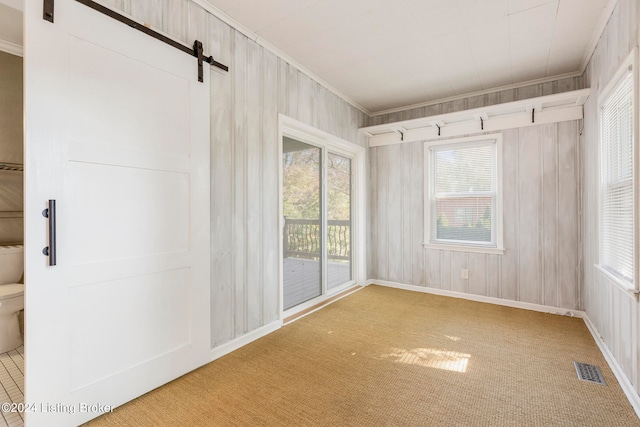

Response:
(24, 1), (211, 425)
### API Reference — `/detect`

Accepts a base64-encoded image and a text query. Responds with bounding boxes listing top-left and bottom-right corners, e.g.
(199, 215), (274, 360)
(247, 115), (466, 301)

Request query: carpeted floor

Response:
(84, 285), (640, 426)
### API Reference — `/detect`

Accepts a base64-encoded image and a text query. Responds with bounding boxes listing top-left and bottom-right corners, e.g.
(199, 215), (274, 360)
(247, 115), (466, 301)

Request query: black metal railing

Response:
(283, 218), (350, 261)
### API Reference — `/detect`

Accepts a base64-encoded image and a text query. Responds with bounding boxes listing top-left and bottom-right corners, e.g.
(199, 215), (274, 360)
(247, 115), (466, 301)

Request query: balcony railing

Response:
(283, 218), (350, 261)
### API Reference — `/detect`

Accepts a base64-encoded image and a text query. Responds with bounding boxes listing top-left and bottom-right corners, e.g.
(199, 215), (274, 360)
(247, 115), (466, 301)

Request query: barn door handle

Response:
(42, 200), (57, 266)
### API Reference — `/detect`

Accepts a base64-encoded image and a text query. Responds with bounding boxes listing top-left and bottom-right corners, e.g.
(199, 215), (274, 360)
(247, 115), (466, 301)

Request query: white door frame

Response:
(278, 115), (366, 319)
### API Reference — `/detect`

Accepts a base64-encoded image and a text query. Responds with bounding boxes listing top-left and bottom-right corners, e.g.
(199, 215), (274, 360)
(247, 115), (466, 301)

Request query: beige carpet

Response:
(84, 285), (640, 426)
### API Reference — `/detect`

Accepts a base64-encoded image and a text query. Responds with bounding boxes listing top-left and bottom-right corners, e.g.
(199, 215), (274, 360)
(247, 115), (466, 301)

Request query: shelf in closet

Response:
(0, 212), (23, 219)
(0, 163), (23, 172)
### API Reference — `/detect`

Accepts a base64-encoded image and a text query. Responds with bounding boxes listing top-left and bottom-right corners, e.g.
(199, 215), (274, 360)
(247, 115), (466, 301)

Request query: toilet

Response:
(0, 245), (24, 353)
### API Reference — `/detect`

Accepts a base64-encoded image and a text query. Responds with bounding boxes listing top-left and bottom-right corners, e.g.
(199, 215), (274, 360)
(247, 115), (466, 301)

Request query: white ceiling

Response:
(204, 0), (612, 113)
(0, 0), (612, 113)
(0, 1), (22, 49)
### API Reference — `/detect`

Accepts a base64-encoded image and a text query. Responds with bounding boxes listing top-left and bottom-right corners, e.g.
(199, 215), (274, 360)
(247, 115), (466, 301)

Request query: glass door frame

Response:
(278, 115), (366, 319)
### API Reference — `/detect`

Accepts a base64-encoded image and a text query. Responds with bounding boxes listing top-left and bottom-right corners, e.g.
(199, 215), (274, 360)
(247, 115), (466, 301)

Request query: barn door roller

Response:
(43, 0), (229, 81)
(43, 0), (54, 22)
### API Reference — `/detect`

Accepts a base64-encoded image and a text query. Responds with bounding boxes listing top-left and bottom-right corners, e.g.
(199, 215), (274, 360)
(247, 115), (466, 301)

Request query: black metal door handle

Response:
(42, 199), (57, 266)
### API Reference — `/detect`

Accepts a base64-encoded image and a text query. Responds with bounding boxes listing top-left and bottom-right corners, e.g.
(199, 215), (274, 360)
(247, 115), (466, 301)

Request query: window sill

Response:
(594, 264), (636, 294)
(423, 242), (504, 255)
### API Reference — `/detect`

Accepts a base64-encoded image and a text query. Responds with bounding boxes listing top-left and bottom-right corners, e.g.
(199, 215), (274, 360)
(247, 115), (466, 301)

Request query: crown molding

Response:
(191, 0), (371, 116)
(192, 0), (615, 120)
(579, 0), (618, 74)
(370, 71), (583, 117)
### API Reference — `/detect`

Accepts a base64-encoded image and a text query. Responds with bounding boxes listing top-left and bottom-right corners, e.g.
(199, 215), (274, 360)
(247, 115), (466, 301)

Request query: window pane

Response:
(435, 144), (493, 194)
(435, 196), (492, 243)
(601, 181), (633, 281)
(327, 153), (351, 290)
(282, 138), (322, 310)
(430, 139), (497, 247)
(600, 72), (634, 284)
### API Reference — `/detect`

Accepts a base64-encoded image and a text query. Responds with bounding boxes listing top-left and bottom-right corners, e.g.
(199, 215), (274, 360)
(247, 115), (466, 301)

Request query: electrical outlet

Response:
(461, 268), (468, 279)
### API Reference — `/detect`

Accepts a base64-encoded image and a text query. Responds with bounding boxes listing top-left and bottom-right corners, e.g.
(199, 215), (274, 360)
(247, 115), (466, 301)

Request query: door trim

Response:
(278, 115), (366, 320)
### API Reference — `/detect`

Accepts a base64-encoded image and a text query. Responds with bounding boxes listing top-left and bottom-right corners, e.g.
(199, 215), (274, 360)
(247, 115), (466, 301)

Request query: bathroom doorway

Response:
(0, 1), (25, 426)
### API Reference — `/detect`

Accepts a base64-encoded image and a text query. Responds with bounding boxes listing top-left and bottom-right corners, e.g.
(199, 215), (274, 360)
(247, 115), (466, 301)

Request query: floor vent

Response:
(574, 362), (606, 385)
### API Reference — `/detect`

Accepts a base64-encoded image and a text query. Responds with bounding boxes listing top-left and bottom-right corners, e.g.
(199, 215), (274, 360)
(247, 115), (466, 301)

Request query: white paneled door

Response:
(24, 1), (210, 426)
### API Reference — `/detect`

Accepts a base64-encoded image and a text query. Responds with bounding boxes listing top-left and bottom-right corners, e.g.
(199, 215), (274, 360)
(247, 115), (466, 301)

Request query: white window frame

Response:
(423, 133), (504, 255)
(278, 115), (366, 319)
(595, 49), (638, 292)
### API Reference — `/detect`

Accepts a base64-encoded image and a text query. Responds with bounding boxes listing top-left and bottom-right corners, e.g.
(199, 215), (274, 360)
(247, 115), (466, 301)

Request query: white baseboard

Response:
(582, 314), (640, 418)
(367, 279), (585, 317)
(209, 320), (282, 361)
(283, 284), (364, 325)
(368, 278), (640, 418)
(205, 280), (640, 418)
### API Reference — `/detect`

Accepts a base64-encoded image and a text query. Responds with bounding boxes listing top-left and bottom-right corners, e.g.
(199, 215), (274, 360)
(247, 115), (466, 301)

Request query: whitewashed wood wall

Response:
(102, 0), (368, 348)
(369, 121), (581, 309)
(582, 0), (640, 392)
(369, 78), (584, 309)
(92, 3), (640, 395)
(370, 76), (584, 124)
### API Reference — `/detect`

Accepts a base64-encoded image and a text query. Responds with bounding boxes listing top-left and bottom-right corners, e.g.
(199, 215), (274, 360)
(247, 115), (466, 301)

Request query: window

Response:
(279, 115), (366, 315)
(424, 134), (503, 254)
(599, 62), (634, 287)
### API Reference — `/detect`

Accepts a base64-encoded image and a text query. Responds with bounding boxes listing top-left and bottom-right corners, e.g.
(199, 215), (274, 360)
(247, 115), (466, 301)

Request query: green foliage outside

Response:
(282, 149), (351, 221)
(283, 145), (351, 260)
(283, 148), (321, 219)
(437, 206), (492, 243)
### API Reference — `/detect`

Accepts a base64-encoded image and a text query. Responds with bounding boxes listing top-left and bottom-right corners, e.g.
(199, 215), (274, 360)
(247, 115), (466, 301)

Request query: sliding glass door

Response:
(282, 138), (322, 310)
(327, 153), (352, 290)
(282, 136), (353, 312)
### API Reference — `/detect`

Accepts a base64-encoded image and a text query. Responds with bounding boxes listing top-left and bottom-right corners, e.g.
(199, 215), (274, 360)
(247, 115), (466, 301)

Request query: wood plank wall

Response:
(369, 122), (581, 309)
(369, 76), (584, 124)
(88, 3), (640, 392)
(582, 0), (640, 392)
(368, 77), (585, 298)
(368, 74), (584, 310)
(102, 0), (368, 348)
